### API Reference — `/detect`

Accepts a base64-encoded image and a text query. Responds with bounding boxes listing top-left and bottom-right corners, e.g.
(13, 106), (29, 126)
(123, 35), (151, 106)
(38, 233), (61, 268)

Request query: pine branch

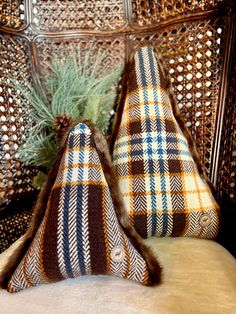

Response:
(17, 50), (123, 171)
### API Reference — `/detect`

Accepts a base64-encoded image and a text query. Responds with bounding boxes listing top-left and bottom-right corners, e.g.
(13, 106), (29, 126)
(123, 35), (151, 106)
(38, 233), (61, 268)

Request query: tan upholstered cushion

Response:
(0, 237), (235, 314)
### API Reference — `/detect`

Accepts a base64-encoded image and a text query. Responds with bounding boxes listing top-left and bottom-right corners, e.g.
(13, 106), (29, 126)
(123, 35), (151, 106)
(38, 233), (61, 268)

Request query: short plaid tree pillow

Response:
(112, 46), (220, 239)
(7, 122), (161, 293)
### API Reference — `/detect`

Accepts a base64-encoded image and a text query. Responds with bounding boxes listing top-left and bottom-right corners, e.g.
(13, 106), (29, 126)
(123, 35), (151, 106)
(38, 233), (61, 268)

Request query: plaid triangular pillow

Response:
(6, 122), (161, 293)
(112, 46), (220, 239)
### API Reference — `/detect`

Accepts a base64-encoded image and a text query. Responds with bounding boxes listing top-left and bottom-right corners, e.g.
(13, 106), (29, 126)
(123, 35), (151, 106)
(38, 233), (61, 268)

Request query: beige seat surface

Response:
(0, 237), (235, 314)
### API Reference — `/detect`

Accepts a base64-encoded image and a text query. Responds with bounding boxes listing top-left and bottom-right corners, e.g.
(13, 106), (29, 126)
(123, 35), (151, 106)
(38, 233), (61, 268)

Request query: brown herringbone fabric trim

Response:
(42, 188), (63, 282)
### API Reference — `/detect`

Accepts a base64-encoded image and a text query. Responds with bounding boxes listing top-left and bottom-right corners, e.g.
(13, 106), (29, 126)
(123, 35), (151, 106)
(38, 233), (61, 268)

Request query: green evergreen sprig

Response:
(17, 52), (122, 171)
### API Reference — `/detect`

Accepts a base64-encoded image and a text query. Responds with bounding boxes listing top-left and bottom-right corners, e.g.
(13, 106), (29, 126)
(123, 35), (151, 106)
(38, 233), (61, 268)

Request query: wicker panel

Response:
(131, 0), (225, 27)
(217, 77), (236, 199)
(0, 34), (37, 206)
(0, 0), (26, 30)
(34, 36), (125, 80)
(129, 18), (224, 176)
(0, 206), (32, 253)
(31, 0), (126, 32)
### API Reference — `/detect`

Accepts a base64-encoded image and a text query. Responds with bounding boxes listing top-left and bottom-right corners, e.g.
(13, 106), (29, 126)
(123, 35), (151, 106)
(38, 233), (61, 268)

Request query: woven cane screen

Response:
(0, 0), (26, 30)
(217, 49), (236, 200)
(34, 36), (125, 80)
(0, 206), (31, 252)
(31, 0), (126, 32)
(0, 34), (37, 206)
(131, 0), (225, 26)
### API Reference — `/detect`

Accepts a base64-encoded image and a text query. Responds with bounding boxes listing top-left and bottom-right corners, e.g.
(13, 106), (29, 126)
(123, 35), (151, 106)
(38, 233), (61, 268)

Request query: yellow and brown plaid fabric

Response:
(113, 46), (220, 239)
(7, 123), (153, 293)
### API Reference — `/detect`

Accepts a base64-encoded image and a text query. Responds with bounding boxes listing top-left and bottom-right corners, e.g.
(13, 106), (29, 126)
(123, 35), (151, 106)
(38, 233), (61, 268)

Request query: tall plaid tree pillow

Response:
(6, 122), (161, 293)
(112, 46), (220, 239)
